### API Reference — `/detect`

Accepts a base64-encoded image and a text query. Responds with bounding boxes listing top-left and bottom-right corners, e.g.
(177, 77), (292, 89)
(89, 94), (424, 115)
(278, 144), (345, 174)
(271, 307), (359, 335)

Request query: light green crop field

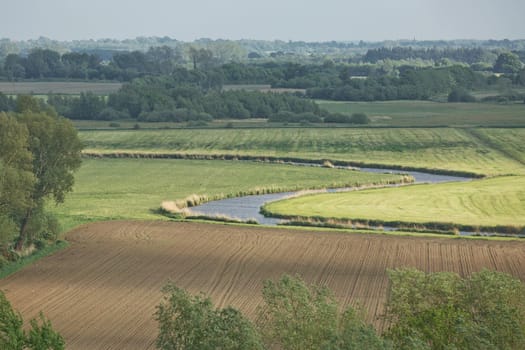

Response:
(80, 128), (525, 176)
(50, 158), (404, 232)
(318, 100), (525, 127)
(263, 176), (525, 231)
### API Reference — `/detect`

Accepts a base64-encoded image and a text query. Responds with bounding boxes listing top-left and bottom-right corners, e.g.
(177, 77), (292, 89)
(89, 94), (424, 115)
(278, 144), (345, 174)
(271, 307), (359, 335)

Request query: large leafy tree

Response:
(0, 113), (34, 251)
(14, 108), (82, 250)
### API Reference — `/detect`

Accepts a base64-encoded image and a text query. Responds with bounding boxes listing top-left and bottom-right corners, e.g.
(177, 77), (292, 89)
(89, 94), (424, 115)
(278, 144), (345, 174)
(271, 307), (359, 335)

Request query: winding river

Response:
(190, 167), (471, 226)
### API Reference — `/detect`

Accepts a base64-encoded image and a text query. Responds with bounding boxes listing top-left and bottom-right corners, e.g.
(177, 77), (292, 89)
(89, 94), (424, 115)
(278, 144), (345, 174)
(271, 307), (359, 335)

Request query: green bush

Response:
(448, 88), (476, 102)
(257, 274), (386, 350)
(155, 283), (264, 350)
(0, 292), (64, 349)
(350, 112), (370, 124)
(385, 268), (525, 350)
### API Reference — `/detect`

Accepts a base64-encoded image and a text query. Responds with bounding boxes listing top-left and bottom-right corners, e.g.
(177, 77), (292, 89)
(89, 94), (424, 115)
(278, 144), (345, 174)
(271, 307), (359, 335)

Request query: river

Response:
(189, 167), (471, 226)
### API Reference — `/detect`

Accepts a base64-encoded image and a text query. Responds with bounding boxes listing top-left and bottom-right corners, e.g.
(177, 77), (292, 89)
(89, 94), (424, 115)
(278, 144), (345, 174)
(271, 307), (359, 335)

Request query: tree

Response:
(0, 113), (34, 251)
(188, 47), (215, 70)
(493, 52), (523, 74)
(447, 88), (476, 102)
(155, 283), (263, 350)
(14, 106), (82, 251)
(257, 274), (386, 350)
(384, 268), (525, 350)
(0, 291), (64, 349)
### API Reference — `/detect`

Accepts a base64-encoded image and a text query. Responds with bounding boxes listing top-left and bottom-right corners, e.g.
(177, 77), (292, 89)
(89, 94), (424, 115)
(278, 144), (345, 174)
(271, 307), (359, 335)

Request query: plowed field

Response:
(2, 221), (525, 349)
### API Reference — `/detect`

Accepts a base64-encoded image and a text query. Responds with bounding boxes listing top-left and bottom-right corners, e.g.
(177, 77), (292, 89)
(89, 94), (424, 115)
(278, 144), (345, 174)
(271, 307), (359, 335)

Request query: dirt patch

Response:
(1, 221), (525, 349)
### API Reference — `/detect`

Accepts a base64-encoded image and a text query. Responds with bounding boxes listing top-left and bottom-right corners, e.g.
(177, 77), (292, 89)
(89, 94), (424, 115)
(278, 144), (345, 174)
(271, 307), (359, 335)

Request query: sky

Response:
(2, 0), (525, 42)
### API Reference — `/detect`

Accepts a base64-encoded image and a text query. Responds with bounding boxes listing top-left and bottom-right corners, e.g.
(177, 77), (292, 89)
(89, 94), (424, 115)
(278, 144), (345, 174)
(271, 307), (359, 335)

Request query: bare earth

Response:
(1, 221), (525, 349)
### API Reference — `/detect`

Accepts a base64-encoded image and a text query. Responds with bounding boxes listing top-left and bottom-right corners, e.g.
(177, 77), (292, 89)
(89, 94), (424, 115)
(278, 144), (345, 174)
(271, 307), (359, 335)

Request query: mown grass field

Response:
(0, 81), (122, 95)
(318, 100), (525, 127)
(80, 128), (525, 176)
(263, 176), (525, 233)
(50, 158), (404, 232)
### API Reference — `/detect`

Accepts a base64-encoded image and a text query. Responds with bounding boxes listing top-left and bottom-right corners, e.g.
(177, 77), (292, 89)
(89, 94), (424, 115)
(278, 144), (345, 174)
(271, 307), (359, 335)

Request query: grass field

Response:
(0, 81), (122, 95)
(80, 128), (525, 176)
(50, 158), (404, 232)
(318, 100), (525, 127)
(263, 176), (525, 233)
(2, 221), (524, 349)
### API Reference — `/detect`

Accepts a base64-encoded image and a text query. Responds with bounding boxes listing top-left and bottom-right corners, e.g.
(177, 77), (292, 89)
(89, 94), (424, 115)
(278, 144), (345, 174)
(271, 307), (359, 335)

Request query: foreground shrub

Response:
(156, 283), (264, 350)
(0, 291), (64, 349)
(257, 274), (386, 350)
(385, 268), (525, 350)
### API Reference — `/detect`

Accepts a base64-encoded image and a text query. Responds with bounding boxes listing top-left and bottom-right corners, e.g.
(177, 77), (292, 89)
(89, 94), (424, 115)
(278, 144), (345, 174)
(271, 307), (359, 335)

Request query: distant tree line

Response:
(41, 79), (369, 124)
(2, 46), (523, 85)
(363, 47), (497, 64)
(307, 65), (487, 101)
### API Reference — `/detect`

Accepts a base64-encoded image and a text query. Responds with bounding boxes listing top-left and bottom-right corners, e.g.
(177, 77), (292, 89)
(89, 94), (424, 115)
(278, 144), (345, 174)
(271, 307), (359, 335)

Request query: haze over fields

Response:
(2, 0), (525, 41)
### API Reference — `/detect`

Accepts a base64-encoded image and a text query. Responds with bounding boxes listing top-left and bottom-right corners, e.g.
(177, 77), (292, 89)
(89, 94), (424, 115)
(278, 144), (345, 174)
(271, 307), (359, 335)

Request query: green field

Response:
(0, 81), (122, 95)
(80, 128), (525, 176)
(50, 158), (405, 232)
(318, 100), (525, 127)
(263, 176), (525, 233)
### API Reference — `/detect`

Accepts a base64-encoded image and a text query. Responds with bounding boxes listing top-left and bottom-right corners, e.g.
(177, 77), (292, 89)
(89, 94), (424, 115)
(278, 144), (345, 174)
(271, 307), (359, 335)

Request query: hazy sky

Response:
(2, 0), (525, 42)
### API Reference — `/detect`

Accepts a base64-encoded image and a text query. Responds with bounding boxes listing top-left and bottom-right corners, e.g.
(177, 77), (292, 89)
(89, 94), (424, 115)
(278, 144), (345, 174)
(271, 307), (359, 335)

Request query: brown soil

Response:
(1, 221), (525, 349)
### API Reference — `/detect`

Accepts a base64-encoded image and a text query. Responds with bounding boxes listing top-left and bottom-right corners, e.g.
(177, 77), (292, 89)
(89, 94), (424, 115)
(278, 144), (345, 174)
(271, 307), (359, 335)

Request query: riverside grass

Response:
(49, 158), (406, 232)
(80, 128), (525, 176)
(263, 175), (525, 234)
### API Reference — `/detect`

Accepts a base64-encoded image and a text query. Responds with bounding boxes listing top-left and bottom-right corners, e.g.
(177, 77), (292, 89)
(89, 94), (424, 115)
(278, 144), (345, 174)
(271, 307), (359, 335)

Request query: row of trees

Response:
(307, 65), (487, 101)
(0, 96), (82, 264)
(2, 46), (523, 84)
(42, 80), (370, 124)
(363, 47), (510, 66)
(156, 269), (525, 350)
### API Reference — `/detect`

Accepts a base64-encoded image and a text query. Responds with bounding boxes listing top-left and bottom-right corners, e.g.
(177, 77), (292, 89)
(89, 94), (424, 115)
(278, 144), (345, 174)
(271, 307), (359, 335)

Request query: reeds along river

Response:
(189, 167), (472, 227)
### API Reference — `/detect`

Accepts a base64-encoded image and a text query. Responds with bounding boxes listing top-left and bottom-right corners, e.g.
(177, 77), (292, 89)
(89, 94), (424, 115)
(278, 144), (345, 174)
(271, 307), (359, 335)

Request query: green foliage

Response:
(385, 268), (525, 350)
(448, 88), (476, 102)
(494, 52), (523, 74)
(107, 76), (323, 121)
(15, 95), (42, 113)
(0, 97), (82, 252)
(0, 113), (34, 215)
(26, 314), (65, 350)
(0, 291), (25, 350)
(257, 274), (387, 350)
(349, 112), (370, 124)
(155, 283), (263, 350)
(0, 292), (64, 350)
(17, 110), (83, 204)
(0, 92), (16, 112)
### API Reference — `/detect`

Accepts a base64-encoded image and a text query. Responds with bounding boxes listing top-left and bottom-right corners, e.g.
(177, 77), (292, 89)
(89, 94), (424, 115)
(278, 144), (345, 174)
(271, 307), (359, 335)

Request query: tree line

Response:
(2, 46), (523, 83)
(363, 47), (497, 65)
(155, 269), (525, 350)
(41, 77), (370, 124)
